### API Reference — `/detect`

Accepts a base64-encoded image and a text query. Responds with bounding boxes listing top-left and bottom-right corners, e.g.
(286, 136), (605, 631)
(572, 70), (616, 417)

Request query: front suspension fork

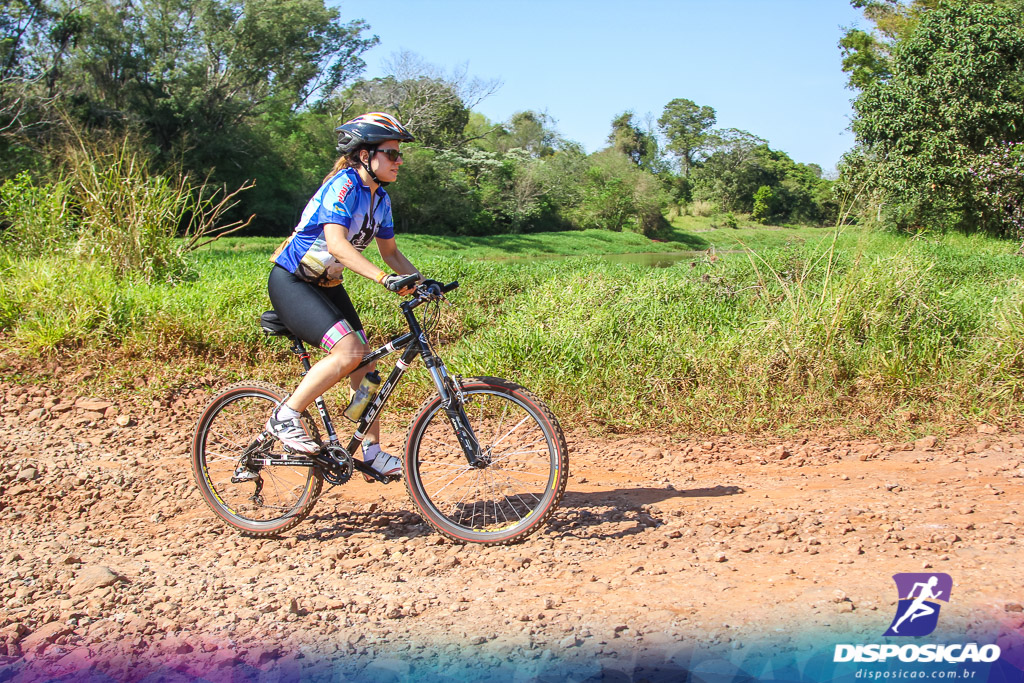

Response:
(428, 362), (484, 467)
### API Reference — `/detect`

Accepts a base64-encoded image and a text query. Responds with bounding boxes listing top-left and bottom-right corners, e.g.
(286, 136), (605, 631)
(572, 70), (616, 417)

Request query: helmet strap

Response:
(359, 146), (390, 188)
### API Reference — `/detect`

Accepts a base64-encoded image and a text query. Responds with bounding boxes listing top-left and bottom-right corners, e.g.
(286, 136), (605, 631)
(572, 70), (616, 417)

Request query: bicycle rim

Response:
(405, 378), (568, 544)
(192, 382), (322, 535)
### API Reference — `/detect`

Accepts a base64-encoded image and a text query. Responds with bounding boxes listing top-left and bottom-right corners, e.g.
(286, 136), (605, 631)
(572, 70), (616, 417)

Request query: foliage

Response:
(0, 134), (253, 283)
(489, 111), (560, 157)
(846, 2), (1024, 235)
(0, 170), (75, 257)
(341, 52), (501, 149)
(607, 111), (658, 169)
(691, 130), (835, 225)
(3, 227), (1022, 434)
(751, 185), (777, 224)
(2, 1), (840, 238)
(658, 98), (716, 177)
(2, 0), (376, 233)
(839, 0), (1022, 91)
(970, 141), (1024, 244)
(556, 151), (667, 235)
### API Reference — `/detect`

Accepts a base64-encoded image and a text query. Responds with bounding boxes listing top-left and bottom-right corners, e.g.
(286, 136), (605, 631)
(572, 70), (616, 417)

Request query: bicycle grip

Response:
(386, 273), (420, 292)
(442, 280), (459, 293)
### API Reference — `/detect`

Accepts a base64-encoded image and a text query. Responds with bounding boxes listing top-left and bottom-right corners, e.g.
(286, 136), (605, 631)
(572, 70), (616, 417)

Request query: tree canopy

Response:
(658, 98), (716, 177)
(1, 1), (839, 238)
(845, 0), (1024, 235)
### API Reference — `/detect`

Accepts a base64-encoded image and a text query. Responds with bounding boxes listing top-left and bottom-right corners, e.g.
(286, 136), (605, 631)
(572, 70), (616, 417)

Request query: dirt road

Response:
(1, 372), (1022, 681)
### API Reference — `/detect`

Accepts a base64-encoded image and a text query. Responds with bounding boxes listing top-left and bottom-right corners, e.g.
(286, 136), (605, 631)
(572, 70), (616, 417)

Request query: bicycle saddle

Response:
(259, 310), (291, 337)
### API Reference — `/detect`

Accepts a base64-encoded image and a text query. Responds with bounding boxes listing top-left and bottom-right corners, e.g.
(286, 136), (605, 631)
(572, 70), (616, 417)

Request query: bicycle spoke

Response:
(407, 384), (564, 541)
(489, 415), (532, 451)
(193, 385), (321, 532)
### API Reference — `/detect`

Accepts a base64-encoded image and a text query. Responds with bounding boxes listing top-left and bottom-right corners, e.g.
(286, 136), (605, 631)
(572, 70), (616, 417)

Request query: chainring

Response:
(320, 444), (354, 485)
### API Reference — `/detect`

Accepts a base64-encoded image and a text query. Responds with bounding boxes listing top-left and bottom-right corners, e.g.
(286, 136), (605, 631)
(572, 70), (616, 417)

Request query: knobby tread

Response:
(192, 381), (323, 536)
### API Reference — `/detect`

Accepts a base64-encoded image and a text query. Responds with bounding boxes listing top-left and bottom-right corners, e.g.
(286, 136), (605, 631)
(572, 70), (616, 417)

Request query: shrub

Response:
(751, 185), (776, 224)
(61, 136), (254, 283)
(971, 141), (1024, 243)
(0, 172), (76, 259)
(2, 134), (254, 284)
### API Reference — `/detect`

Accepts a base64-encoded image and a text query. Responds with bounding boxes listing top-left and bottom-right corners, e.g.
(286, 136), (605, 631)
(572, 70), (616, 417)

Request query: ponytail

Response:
(322, 156), (349, 184)
(322, 147), (368, 184)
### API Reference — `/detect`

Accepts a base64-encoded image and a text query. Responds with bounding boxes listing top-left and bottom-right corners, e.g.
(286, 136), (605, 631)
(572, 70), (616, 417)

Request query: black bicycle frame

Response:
(288, 296), (483, 481)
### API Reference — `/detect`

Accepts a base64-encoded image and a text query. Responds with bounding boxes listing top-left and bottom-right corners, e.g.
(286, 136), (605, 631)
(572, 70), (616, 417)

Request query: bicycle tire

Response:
(191, 381), (323, 536)
(403, 376), (568, 545)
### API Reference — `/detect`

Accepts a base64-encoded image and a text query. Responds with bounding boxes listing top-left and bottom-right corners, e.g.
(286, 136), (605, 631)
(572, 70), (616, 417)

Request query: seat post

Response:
(290, 338), (312, 374)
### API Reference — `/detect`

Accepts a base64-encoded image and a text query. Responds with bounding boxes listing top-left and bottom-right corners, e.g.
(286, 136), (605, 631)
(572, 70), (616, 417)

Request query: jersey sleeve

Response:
(375, 194), (395, 240)
(314, 175), (357, 228)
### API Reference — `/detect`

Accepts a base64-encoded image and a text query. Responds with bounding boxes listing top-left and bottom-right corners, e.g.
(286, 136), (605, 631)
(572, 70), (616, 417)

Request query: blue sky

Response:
(342, 0), (867, 174)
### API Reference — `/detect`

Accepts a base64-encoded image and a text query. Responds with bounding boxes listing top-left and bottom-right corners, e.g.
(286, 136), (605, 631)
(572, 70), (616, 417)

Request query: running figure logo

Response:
(883, 573), (952, 637)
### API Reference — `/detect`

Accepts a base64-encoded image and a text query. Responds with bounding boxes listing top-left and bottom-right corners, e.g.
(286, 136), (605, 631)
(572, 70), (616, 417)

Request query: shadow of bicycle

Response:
(547, 484), (744, 541)
(289, 484), (744, 544)
(293, 508), (428, 543)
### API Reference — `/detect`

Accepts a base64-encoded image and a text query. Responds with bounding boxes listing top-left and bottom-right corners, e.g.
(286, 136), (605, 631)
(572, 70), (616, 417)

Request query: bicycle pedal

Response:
(361, 472), (401, 484)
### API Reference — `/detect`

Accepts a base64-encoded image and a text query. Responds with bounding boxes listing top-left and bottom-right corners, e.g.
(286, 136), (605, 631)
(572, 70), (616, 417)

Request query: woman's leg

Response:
(286, 333), (368, 412)
(267, 267), (370, 453)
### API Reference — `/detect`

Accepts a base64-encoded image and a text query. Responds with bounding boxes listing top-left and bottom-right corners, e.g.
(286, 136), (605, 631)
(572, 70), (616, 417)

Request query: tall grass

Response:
(0, 134), (253, 285)
(0, 226), (1021, 434)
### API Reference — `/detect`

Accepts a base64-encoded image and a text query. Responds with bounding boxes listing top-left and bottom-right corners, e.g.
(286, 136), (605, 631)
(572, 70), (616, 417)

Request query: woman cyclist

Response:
(265, 112), (420, 478)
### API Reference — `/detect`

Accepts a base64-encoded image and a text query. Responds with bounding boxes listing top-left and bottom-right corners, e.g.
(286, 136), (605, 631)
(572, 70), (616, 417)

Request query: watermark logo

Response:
(883, 573), (952, 637)
(834, 572), (1001, 665)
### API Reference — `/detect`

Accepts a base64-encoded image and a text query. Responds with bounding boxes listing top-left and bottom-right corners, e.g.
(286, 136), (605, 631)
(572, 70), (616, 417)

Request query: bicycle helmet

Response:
(335, 112), (415, 153)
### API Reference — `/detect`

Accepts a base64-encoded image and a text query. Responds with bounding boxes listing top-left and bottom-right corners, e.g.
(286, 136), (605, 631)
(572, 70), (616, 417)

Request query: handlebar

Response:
(385, 275), (459, 309)
(385, 274), (458, 296)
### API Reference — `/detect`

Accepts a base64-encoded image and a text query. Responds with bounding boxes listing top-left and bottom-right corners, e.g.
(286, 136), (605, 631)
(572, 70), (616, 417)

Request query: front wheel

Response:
(191, 381), (322, 536)
(403, 377), (568, 545)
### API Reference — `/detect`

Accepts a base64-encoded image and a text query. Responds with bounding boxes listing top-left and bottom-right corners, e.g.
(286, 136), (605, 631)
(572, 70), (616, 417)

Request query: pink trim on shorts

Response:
(321, 322), (366, 350)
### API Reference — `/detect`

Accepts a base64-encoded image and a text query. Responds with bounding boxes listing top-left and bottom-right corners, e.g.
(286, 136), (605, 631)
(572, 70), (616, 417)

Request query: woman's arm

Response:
(376, 236), (420, 279)
(324, 223), (388, 282)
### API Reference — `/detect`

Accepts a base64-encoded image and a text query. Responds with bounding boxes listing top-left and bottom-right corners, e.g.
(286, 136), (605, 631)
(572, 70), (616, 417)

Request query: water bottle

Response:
(343, 370), (381, 422)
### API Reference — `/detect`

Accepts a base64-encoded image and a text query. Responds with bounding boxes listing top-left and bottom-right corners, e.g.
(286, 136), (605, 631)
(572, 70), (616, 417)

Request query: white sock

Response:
(277, 403), (301, 420)
(363, 442), (381, 462)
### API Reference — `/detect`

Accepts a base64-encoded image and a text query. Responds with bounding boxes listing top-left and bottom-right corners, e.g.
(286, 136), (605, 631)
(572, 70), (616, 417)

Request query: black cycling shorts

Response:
(267, 265), (366, 350)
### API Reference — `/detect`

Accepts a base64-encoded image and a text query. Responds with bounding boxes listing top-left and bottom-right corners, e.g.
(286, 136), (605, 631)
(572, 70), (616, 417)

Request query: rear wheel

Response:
(191, 381), (322, 535)
(404, 377), (568, 545)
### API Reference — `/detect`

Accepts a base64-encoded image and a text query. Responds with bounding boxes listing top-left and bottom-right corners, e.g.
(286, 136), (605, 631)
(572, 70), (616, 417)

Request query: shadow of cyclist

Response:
(546, 485), (743, 541)
(565, 484), (743, 509)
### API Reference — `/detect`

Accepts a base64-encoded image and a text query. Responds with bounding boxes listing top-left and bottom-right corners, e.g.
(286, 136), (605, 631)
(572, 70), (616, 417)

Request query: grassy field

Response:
(2, 218), (1021, 436)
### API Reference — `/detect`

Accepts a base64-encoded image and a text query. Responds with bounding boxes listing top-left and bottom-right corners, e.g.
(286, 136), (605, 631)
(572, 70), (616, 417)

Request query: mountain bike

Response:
(190, 276), (569, 545)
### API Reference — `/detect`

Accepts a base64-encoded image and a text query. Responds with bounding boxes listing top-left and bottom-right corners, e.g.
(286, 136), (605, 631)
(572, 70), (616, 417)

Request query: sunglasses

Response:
(374, 148), (403, 162)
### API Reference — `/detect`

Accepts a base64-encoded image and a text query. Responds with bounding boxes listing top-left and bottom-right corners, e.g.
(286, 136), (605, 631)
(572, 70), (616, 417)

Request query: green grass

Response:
(207, 217), (832, 262)
(2, 222), (1022, 436)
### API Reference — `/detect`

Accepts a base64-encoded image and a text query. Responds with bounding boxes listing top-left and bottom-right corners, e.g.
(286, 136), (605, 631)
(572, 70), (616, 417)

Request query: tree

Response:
(1, 0), (80, 153)
(839, 0), (1023, 90)
(751, 185), (778, 224)
(848, 2), (1024, 234)
(343, 51), (500, 148)
(492, 110), (560, 157)
(691, 128), (766, 211)
(54, 0), (376, 140)
(6, 0), (382, 231)
(657, 98), (716, 177)
(607, 111), (656, 167)
(692, 129), (834, 224)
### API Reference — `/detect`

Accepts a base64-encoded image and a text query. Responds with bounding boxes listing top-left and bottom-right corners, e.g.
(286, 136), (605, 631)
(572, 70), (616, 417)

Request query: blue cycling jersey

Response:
(273, 167), (395, 287)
